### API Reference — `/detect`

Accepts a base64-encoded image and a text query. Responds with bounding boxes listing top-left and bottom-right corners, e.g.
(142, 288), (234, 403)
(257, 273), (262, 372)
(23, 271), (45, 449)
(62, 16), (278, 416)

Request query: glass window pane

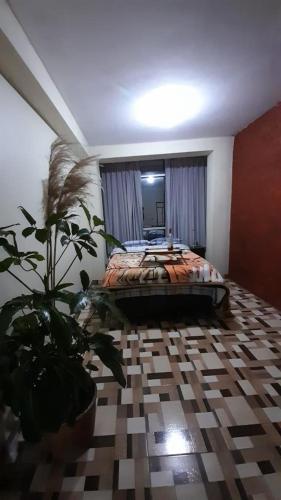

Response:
(141, 176), (165, 228)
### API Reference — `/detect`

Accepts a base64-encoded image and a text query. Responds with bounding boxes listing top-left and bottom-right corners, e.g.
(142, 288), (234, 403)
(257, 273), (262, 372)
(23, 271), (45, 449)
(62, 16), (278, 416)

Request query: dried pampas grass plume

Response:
(44, 139), (97, 221)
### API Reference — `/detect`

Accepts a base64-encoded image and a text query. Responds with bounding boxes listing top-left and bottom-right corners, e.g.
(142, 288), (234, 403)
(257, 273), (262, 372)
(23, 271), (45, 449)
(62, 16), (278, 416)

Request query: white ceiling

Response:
(9, 0), (281, 146)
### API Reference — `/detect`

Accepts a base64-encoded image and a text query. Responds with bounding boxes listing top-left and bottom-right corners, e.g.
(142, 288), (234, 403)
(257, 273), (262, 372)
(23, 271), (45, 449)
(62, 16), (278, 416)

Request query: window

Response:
(140, 161), (165, 238)
(101, 156), (207, 245)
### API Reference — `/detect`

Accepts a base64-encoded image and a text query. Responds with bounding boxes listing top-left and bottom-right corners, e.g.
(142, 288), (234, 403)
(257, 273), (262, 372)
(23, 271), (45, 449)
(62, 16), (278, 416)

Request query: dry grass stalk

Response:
(44, 139), (97, 220)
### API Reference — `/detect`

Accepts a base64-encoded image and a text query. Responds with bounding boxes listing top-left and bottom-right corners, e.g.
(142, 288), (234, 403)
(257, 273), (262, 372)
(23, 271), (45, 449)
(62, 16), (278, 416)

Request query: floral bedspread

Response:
(102, 249), (224, 288)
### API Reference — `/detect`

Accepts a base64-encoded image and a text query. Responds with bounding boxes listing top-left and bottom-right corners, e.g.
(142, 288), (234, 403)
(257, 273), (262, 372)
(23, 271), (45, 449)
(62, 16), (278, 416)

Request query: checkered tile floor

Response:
(2, 281), (281, 499)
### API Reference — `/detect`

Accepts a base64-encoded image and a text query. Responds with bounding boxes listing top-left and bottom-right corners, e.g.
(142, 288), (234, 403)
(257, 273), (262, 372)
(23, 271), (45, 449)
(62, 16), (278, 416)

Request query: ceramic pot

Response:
(42, 393), (96, 461)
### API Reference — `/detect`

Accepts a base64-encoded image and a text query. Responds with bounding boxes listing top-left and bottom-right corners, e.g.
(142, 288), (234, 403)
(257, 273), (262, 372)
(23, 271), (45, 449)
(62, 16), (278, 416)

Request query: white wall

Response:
(0, 75), (105, 306)
(0, 0), (88, 157)
(89, 137), (234, 274)
(205, 141), (233, 277)
(0, 74), (54, 304)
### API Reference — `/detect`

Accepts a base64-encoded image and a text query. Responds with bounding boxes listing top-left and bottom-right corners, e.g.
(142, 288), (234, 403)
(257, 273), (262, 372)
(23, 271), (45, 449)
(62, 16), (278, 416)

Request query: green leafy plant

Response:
(0, 140), (126, 442)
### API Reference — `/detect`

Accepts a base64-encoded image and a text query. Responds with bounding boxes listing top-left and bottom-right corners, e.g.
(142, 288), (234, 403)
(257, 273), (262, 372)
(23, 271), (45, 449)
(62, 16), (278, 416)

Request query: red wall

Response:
(229, 103), (281, 310)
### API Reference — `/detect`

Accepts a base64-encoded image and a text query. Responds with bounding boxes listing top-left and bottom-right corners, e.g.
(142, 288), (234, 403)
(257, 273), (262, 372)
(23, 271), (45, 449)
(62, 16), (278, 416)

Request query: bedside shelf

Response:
(190, 246), (206, 258)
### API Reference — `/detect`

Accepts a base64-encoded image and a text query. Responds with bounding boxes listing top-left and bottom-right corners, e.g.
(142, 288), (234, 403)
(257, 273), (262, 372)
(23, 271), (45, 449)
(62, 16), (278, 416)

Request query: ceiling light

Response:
(134, 84), (202, 128)
(146, 175), (155, 184)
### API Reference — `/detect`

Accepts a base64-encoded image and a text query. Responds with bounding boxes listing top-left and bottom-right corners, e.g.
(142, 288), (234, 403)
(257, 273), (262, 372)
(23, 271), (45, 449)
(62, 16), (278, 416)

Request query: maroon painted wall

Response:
(229, 104), (281, 310)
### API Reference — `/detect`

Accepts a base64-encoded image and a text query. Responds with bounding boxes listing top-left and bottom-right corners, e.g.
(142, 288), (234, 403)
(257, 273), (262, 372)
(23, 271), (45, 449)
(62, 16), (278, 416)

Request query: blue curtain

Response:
(165, 157), (207, 246)
(101, 163), (143, 243)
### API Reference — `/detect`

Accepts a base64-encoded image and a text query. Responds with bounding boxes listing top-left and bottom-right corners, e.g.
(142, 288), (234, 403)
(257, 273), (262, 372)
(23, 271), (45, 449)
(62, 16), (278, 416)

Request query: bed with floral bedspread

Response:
(102, 244), (229, 314)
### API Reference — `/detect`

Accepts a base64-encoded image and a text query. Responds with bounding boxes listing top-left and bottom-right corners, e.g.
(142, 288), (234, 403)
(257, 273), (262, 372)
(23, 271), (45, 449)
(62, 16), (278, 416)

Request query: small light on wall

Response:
(146, 175), (155, 184)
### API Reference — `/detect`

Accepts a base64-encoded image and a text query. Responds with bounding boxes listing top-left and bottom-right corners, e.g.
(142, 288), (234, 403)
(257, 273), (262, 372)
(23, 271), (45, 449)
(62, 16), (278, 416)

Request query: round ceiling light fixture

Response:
(134, 84), (202, 128)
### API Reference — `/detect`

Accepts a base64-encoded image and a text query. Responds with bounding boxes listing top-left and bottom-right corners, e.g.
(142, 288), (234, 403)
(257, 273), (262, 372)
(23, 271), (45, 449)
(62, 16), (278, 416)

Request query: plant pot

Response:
(41, 394), (96, 462)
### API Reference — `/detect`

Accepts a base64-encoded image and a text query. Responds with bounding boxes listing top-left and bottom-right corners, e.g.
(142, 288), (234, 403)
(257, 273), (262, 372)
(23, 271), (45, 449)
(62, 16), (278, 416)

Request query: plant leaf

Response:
(12, 312), (41, 339)
(27, 253), (45, 261)
(0, 237), (19, 256)
(60, 235), (69, 246)
(18, 206), (36, 226)
(0, 257), (15, 272)
(79, 234), (97, 247)
(71, 222), (79, 235)
(58, 220), (71, 236)
(97, 229), (125, 250)
(48, 307), (71, 350)
(25, 258), (37, 270)
(10, 366), (42, 442)
(22, 227), (36, 237)
(92, 215), (104, 227)
(78, 198), (91, 226)
(35, 228), (48, 243)
(88, 237), (97, 247)
(74, 243), (82, 261)
(46, 211), (67, 226)
(90, 290), (128, 326)
(48, 290), (75, 307)
(0, 230), (16, 237)
(77, 228), (90, 237)
(64, 213), (78, 220)
(79, 241), (97, 257)
(80, 270), (90, 291)
(90, 333), (126, 387)
(0, 294), (34, 335)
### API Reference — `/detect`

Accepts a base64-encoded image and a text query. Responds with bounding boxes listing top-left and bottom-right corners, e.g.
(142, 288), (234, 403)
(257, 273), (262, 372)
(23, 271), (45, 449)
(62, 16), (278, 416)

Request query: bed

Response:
(101, 240), (230, 320)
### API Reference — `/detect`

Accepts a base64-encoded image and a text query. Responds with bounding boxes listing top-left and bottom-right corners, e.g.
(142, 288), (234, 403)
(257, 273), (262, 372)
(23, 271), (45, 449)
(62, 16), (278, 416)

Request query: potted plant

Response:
(0, 140), (126, 460)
